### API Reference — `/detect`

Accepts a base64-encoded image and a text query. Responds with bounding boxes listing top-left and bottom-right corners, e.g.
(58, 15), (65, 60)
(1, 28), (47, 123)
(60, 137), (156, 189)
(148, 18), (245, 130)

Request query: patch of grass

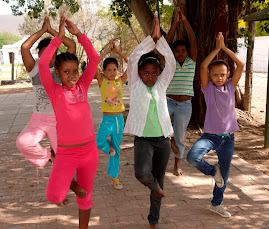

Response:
(0, 64), (29, 80)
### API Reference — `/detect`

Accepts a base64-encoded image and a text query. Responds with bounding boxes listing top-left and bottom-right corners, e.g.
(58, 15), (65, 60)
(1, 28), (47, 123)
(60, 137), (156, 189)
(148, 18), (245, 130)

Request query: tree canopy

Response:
(0, 31), (21, 49)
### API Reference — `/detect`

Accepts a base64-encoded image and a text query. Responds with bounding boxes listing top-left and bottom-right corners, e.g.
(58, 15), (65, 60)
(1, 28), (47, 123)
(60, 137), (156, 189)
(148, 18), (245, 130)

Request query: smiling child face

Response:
(55, 60), (79, 88)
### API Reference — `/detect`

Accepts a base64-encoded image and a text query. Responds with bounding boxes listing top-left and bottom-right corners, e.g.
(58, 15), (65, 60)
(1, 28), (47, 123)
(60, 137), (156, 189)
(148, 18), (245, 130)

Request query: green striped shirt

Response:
(166, 56), (196, 96)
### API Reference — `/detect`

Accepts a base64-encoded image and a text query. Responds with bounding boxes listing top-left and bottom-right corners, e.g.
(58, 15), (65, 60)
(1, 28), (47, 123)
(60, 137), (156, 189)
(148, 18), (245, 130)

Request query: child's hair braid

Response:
(54, 52), (79, 70)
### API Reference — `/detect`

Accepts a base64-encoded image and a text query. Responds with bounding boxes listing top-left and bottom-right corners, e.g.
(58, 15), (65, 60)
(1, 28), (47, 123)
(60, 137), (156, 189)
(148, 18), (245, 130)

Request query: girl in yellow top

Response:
(95, 40), (128, 189)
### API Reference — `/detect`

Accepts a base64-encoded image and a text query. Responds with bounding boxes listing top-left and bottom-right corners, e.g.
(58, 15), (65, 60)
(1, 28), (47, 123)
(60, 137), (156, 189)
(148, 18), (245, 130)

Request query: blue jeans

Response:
(134, 136), (170, 225)
(96, 114), (124, 178)
(187, 133), (234, 206)
(167, 98), (192, 159)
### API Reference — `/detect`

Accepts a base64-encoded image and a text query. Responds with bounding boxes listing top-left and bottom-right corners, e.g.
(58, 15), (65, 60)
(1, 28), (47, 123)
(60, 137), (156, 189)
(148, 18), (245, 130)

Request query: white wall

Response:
(237, 36), (269, 72)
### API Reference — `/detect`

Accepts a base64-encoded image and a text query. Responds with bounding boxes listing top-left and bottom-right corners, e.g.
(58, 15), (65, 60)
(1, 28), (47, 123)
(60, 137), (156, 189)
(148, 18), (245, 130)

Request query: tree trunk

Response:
(127, 0), (154, 36)
(187, 0), (227, 125)
(243, 21), (256, 111)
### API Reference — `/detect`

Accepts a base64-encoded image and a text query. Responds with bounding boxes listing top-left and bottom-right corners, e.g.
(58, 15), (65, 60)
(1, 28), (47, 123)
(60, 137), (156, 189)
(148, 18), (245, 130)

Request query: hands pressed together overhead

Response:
(151, 14), (161, 40)
(175, 7), (186, 24)
(216, 32), (226, 50)
(58, 15), (82, 39)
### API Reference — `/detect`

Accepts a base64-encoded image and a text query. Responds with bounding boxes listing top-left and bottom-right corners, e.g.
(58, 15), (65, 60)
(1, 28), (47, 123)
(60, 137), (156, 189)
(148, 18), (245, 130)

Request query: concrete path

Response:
(0, 80), (268, 229)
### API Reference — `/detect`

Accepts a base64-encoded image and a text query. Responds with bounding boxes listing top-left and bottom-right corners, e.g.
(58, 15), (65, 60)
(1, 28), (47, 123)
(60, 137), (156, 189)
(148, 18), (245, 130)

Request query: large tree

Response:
(110, 0), (244, 124)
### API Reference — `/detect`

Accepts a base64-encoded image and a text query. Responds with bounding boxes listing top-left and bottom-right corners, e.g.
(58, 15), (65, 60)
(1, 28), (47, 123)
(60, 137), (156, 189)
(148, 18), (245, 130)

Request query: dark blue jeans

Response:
(187, 133), (234, 206)
(134, 136), (171, 225)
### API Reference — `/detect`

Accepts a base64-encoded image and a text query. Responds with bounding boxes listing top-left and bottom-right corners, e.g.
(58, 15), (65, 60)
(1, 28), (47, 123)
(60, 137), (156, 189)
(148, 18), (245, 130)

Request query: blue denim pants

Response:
(96, 114), (124, 178)
(167, 98), (192, 159)
(134, 136), (171, 225)
(187, 133), (234, 206)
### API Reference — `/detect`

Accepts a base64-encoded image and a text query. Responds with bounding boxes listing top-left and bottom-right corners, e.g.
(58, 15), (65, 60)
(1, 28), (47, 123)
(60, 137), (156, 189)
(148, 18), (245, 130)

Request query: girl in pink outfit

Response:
(39, 16), (99, 228)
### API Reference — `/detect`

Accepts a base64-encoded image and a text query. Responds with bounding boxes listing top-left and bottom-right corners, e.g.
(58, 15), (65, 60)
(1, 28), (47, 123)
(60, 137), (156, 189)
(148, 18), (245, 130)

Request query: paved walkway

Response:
(0, 80), (268, 229)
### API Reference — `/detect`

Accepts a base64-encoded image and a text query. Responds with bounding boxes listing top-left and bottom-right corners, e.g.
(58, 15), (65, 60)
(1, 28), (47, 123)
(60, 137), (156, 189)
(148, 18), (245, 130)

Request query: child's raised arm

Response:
(47, 17), (76, 54)
(127, 16), (158, 87)
(95, 41), (113, 87)
(39, 16), (65, 98)
(200, 32), (223, 89)
(154, 15), (176, 89)
(222, 44), (244, 88)
(21, 16), (49, 72)
(65, 17), (99, 89)
(166, 7), (197, 62)
(112, 40), (129, 83)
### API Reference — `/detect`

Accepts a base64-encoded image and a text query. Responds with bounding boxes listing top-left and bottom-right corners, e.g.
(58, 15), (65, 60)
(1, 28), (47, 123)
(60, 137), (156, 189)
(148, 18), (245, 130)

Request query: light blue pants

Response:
(167, 98), (192, 159)
(96, 114), (124, 178)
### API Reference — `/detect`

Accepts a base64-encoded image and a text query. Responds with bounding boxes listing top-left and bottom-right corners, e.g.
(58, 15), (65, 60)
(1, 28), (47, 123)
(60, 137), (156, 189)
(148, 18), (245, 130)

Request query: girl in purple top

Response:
(187, 32), (244, 218)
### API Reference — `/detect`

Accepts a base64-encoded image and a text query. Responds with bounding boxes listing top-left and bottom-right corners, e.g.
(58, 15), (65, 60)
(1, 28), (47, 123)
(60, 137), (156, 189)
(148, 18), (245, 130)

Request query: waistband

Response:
(135, 136), (169, 141)
(205, 132), (234, 137)
(167, 97), (192, 104)
(103, 114), (123, 119)
(31, 113), (56, 121)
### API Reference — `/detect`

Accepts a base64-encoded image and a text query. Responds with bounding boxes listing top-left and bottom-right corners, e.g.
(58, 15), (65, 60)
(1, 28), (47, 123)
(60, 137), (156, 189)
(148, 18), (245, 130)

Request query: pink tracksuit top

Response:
(38, 35), (99, 145)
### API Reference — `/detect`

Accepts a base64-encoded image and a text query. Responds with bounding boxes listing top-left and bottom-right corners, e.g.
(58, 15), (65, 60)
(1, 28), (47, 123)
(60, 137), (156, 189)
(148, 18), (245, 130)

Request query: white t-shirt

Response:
(29, 61), (62, 115)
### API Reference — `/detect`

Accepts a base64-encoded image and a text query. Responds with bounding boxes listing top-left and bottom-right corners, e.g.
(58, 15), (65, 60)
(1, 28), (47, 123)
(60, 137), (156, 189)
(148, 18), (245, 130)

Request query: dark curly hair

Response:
(171, 40), (189, 53)
(103, 57), (118, 70)
(54, 52), (79, 70)
(37, 38), (52, 52)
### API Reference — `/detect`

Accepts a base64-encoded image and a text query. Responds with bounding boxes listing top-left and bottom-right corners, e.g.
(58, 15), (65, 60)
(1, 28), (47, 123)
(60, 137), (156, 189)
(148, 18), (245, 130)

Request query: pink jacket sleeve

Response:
(77, 34), (100, 89)
(38, 37), (63, 100)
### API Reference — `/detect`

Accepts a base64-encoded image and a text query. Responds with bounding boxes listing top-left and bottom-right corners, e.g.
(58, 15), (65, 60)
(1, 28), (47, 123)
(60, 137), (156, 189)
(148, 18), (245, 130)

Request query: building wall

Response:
(237, 36), (269, 73)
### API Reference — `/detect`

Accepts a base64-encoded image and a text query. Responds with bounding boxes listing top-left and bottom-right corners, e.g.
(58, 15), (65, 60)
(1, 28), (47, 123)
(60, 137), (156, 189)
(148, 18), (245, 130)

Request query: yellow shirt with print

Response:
(100, 77), (125, 112)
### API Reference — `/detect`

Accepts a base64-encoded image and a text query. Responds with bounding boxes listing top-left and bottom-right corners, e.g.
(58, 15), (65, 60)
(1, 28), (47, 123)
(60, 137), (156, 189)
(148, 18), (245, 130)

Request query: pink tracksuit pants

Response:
(46, 141), (99, 210)
(16, 113), (57, 167)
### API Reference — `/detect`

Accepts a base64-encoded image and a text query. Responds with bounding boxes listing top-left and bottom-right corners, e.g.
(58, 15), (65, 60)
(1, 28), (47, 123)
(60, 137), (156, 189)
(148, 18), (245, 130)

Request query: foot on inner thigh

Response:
(49, 148), (56, 164)
(57, 198), (69, 207)
(70, 179), (87, 199)
(149, 224), (161, 229)
(153, 184), (165, 198)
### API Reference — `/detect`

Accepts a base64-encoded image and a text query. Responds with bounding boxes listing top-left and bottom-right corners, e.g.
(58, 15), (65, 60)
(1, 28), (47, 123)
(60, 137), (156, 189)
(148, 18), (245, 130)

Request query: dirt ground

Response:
(1, 82), (268, 176)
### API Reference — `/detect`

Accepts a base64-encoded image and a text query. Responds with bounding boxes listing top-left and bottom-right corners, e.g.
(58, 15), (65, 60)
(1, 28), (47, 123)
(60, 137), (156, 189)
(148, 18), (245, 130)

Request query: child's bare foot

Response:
(57, 198), (69, 207)
(149, 224), (161, 229)
(172, 157), (182, 176)
(172, 166), (183, 176)
(49, 148), (56, 164)
(70, 179), (87, 199)
(153, 185), (165, 198)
